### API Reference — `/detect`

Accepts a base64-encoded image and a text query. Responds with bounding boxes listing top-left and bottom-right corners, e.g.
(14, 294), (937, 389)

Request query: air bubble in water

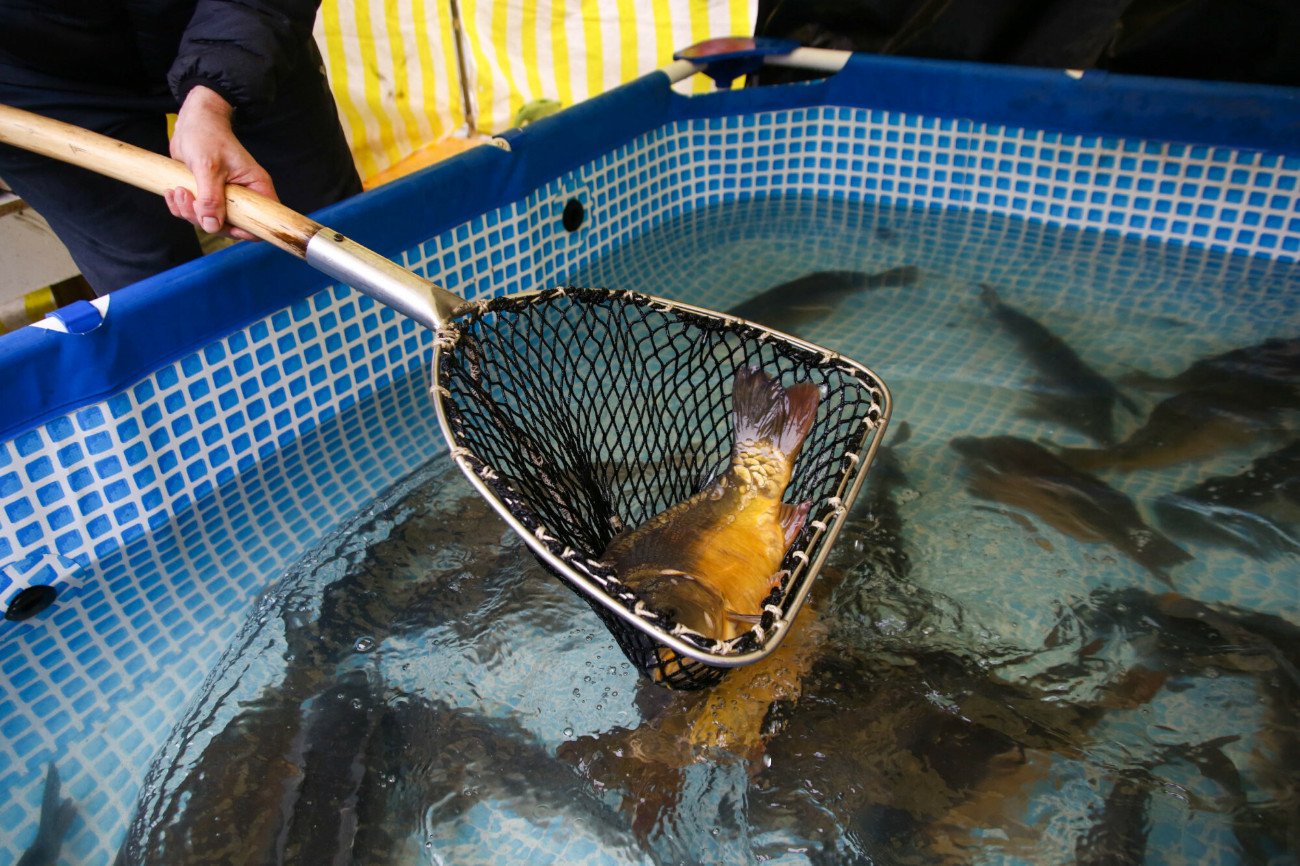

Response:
(354, 636), (375, 652)
(563, 727), (574, 738)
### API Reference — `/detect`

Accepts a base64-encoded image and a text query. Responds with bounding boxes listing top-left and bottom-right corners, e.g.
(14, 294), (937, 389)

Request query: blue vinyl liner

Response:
(1, 53), (1297, 443)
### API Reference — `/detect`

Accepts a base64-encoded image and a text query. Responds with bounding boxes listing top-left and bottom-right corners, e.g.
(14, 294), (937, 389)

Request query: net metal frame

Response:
(432, 287), (890, 689)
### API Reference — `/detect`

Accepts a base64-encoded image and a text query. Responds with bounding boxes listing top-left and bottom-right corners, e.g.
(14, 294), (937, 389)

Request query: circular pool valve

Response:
(5, 584), (58, 621)
(562, 198), (585, 232)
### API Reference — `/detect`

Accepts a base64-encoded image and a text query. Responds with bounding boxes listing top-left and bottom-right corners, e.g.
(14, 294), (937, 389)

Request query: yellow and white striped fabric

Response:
(316, 0), (756, 184)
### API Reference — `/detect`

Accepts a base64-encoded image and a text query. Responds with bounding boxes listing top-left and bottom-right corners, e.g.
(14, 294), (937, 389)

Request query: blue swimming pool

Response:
(2, 52), (1298, 863)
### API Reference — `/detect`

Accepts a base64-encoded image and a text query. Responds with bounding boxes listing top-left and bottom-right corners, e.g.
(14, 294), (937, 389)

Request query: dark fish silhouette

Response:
(1062, 337), (1300, 472)
(745, 642), (1168, 864)
(950, 436), (1191, 582)
(726, 265), (920, 330)
(1125, 336), (1300, 398)
(1074, 772), (1153, 866)
(348, 695), (638, 865)
(1081, 587), (1300, 856)
(116, 483), (525, 865)
(17, 763), (77, 866)
(980, 284), (1138, 445)
(280, 670), (384, 866)
(846, 420), (913, 581)
(1103, 589), (1300, 692)
(1058, 384), (1291, 472)
(1154, 440), (1300, 557)
(822, 421), (920, 629)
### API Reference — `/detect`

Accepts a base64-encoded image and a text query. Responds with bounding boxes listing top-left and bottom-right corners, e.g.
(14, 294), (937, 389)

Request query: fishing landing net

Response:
(432, 287), (890, 690)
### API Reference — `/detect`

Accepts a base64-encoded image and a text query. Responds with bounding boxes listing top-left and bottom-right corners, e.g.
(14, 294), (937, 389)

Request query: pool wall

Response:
(1, 54), (1298, 862)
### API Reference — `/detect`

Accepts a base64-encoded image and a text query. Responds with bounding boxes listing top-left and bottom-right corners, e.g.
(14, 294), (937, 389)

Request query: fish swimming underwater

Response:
(115, 483), (523, 865)
(1124, 336), (1300, 399)
(726, 265), (920, 331)
(1074, 771), (1154, 866)
(1154, 439), (1300, 557)
(745, 639), (1168, 865)
(1061, 336), (1300, 472)
(1058, 384), (1291, 472)
(603, 367), (820, 644)
(18, 763), (77, 866)
(979, 284), (1138, 445)
(950, 436), (1192, 583)
(1081, 587), (1300, 857)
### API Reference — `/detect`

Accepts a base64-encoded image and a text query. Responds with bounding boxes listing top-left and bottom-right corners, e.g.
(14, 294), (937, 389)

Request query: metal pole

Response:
(447, 0), (477, 136)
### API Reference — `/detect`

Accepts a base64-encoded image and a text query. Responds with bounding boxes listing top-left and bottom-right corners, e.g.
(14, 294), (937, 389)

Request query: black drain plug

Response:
(562, 198), (585, 232)
(5, 585), (58, 621)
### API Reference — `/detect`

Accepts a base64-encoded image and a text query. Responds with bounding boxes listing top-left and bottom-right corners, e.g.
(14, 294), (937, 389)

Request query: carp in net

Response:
(433, 287), (890, 690)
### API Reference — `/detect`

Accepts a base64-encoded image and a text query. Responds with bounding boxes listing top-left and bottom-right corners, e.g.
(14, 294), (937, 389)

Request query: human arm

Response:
(164, 0), (321, 236)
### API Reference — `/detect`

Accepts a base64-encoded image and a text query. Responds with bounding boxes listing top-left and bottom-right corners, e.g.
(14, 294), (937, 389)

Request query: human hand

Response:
(165, 85), (278, 241)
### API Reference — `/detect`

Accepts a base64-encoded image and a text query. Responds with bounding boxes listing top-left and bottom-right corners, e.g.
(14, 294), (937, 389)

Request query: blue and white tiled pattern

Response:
(1, 94), (1298, 862)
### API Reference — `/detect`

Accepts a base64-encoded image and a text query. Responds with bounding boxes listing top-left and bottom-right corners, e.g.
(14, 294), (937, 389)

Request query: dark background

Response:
(754, 0), (1300, 87)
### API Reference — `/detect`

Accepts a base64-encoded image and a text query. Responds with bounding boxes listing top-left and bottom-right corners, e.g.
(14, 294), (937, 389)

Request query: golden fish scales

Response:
(601, 368), (821, 681)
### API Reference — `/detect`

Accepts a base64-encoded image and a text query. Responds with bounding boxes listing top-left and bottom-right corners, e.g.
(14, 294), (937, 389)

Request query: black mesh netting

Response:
(433, 287), (888, 689)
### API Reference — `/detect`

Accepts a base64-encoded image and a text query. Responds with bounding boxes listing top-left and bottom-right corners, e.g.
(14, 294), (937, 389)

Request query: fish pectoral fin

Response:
(631, 569), (730, 637)
(726, 610), (764, 625)
(780, 501), (812, 548)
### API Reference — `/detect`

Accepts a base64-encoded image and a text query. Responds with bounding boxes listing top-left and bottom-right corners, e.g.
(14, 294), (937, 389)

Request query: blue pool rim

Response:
(1, 51), (1298, 444)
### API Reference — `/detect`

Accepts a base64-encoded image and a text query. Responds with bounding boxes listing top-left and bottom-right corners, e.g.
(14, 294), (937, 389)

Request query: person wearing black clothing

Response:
(0, 0), (362, 294)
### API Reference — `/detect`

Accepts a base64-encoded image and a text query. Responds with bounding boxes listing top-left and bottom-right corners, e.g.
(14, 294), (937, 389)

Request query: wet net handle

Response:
(0, 103), (463, 330)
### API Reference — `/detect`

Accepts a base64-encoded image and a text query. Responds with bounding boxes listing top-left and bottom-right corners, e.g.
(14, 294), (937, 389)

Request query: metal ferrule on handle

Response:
(304, 232), (466, 330)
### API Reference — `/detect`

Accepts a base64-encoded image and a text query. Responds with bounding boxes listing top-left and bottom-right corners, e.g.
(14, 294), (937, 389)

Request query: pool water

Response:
(82, 196), (1300, 863)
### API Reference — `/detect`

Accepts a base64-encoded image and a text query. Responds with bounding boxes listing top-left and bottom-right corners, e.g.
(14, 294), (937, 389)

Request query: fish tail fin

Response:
(731, 368), (820, 461)
(32, 762), (76, 857)
(779, 501), (812, 548)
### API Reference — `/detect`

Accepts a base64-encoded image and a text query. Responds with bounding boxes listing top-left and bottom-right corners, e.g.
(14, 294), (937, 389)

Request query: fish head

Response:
(632, 569), (730, 639)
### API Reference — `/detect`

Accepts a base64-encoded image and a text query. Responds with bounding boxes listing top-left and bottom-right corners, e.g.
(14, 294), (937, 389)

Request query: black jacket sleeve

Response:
(167, 0), (322, 113)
